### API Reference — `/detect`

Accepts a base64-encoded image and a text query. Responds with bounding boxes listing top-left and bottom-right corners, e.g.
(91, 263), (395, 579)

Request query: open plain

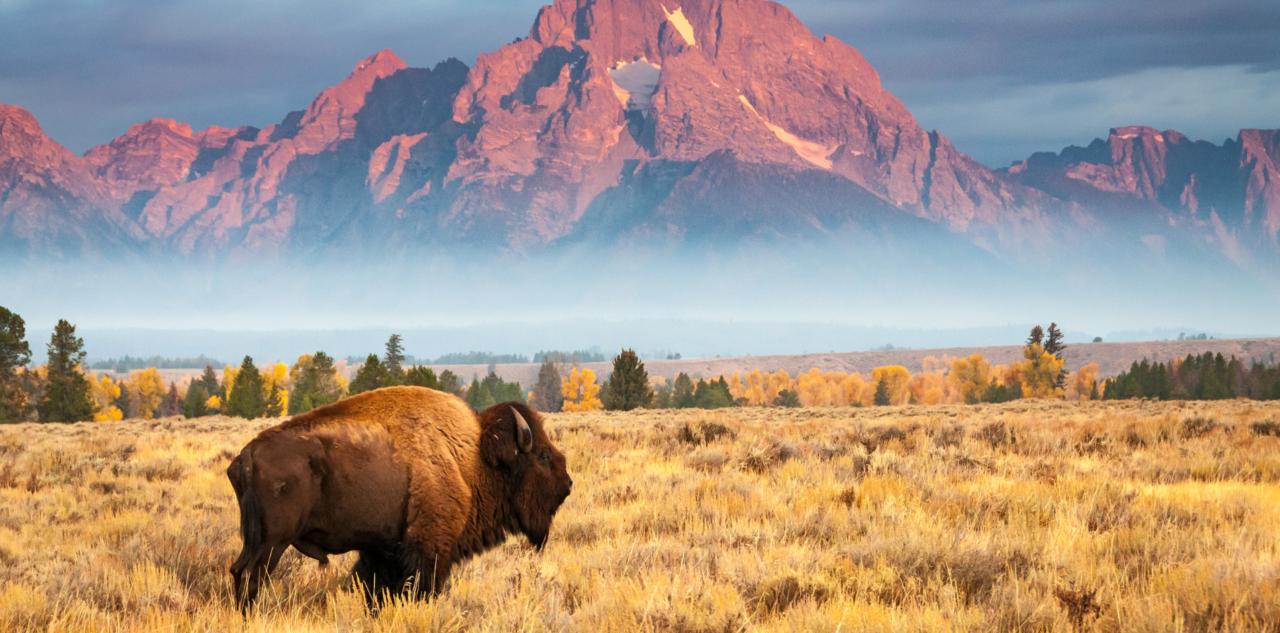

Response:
(2, 399), (1279, 632)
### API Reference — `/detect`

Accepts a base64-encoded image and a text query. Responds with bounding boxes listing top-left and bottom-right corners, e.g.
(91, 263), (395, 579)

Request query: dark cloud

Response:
(2, 0), (1278, 165)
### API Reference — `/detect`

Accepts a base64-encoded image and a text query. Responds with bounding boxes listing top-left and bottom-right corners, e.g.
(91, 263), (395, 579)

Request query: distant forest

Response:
(90, 355), (223, 372)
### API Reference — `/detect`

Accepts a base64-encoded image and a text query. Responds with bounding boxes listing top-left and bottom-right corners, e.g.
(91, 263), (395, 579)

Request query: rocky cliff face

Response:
(1005, 126), (1280, 262)
(0, 105), (145, 258)
(0, 0), (1275, 265)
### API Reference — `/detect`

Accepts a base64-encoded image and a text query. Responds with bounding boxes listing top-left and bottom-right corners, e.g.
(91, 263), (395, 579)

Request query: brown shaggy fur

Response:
(226, 386), (572, 609)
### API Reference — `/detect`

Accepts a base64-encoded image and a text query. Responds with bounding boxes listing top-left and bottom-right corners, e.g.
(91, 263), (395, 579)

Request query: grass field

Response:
(2, 399), (1279, 632)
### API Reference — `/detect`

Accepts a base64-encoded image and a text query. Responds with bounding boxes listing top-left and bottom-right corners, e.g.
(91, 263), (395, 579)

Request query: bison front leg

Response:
(352, 548), (412, 608)
(401, 540), (456, 599)
(231, 544), (287, 612)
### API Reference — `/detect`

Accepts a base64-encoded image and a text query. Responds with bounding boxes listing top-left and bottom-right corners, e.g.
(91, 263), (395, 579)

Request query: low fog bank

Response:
(58, 321), (1275, 369)
(3, 232), (1277, 362)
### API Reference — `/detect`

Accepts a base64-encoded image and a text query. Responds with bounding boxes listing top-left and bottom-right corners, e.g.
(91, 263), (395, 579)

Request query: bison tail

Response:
(232, 453), (263, 570)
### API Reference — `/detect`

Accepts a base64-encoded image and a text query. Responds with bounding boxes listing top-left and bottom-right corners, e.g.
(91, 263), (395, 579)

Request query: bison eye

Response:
(538, 449), (550, 465)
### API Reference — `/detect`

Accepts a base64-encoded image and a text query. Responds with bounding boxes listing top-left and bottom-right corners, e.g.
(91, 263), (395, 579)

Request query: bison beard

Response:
(226, 387), (572, 610)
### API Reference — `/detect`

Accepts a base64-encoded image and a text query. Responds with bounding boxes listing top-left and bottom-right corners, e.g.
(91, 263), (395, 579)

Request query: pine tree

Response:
(349, 354), (386, 395)
(383, 334), (405, 386)
(405, 365), (442, 390)
(465, 377), (496, 411)
(602, 349), (652, 411)
(531, 359), (564, 412)
(160, 382), (181, 418)
(289, 351), (344, 412)
(672, 373), (695, 408)
(1043, 323), (1066, 358)
(0, 306), (33, 423)
(1043, 323), (1068, 389)
(773, 389), (801, 408)
(438, 370), (463, 396)
(1026, 325), (1044, 349)
(199, 365), (221, 399)
(37, 319), (96, 423)
(225, 356), (266, 419)
(113, 385), (133, 419)
(873, 379), (891, 406)
(184, 383), (207, 418)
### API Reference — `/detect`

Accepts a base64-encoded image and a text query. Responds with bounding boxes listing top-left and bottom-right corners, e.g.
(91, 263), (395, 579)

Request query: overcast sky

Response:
(2, 0), (1278, 167)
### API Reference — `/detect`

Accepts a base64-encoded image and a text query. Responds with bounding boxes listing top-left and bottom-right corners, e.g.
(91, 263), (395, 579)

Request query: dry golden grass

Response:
(2, 399), (1280, 632)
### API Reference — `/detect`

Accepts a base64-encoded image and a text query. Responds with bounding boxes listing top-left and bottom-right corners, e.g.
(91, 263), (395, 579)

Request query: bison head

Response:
(481, 403), (572, 549)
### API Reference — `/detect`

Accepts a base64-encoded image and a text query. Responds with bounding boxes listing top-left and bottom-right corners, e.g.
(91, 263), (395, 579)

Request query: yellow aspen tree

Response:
(841, 373), (868, 406)
(89, 373), (123, 422)
(764, 370), (792, 405)
(744, 370), (765, 406)
(264, 362), (289, 413)
(950, 354), (993, 404)
(223, 364), (238, 404)
(870, 366), (911, 405)
(1068, 363), (1099, 401)
(126, 368), (166, 419)
(907, 370), (947, 405)
(561, 368), (602, 412)
(728, 372), (746, 400)
(1021, 343), (1065, 399)
(205, 395), (222, 411)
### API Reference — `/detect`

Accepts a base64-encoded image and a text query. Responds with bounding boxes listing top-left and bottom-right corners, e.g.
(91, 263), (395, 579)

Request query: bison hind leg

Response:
(352, 549), (410, 608)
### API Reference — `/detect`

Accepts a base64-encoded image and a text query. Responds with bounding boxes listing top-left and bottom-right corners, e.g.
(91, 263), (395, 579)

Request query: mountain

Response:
(1004, 126), (1280, 264)
(0, 0), (1275, 268)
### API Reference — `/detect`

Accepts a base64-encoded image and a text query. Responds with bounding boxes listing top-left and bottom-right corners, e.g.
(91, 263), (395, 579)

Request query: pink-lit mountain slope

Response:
(1, 0), (1275, 266)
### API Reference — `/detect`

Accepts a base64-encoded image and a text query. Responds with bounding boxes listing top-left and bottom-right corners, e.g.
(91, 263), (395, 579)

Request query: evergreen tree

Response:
(438, 369), (463, 397)
(1026, 325), (1044, 349)
(672, 373), (696, 408)
(1044, 323), (1067, 389)
(383, 334), (405, 386)
(289, 351), (345, 413)
(465, 377), (496, 410)
(602, 349), (652, 411)
(184, 383), (207, 418)
(349, 354), (386, 395)
(225, 356), (266, 419)
(199, 365), (222, 399)
(160, 382), (182, 418)
(0, 306), (33, 423)
(1043, 323), (1067, 358)
(873, 379), (891, 406)
(531, 359), (564, 413)
(113, 385), (133, 419)
(405, 365), (442, 390)
(773, 389), (801, 408)
(264, 380), (285, 417)
(653, 383), (673, 408)
(693, 377), (733, 409)
(37, 319), (95, 423)
(983, 383), (1013, 404)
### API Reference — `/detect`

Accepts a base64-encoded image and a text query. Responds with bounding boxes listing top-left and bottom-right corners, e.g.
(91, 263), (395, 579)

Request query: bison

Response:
(225, 386), (572, 609)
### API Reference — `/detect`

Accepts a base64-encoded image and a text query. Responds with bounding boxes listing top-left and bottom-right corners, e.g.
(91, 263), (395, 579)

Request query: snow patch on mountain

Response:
(662, 5), (697, 47)
(609, 59), (662, 114)
(738, 95), (834, 169)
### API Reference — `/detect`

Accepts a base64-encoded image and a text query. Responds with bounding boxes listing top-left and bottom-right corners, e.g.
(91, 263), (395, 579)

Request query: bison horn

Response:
(513, 409), (533, 453)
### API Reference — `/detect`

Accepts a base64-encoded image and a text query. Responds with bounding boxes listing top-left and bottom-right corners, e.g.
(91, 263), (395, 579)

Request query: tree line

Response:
(1103, 352), (1280, 401)
(5, 308), (1276, 424)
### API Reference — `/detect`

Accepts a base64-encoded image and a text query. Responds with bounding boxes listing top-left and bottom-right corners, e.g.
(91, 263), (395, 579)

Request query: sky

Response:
(2, 0), (1279, 167)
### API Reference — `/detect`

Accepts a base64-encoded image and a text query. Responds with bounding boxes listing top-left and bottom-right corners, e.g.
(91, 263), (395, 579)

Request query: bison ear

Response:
(481, 408), (523, 467)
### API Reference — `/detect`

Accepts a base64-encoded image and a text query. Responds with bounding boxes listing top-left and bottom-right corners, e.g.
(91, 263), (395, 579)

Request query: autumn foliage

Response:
(561, 367), (603, 412)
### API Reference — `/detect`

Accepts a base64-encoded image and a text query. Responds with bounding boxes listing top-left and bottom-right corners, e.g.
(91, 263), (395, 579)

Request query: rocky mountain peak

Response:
(283, 48), (412, 154)
(83, 118), (202, 199)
